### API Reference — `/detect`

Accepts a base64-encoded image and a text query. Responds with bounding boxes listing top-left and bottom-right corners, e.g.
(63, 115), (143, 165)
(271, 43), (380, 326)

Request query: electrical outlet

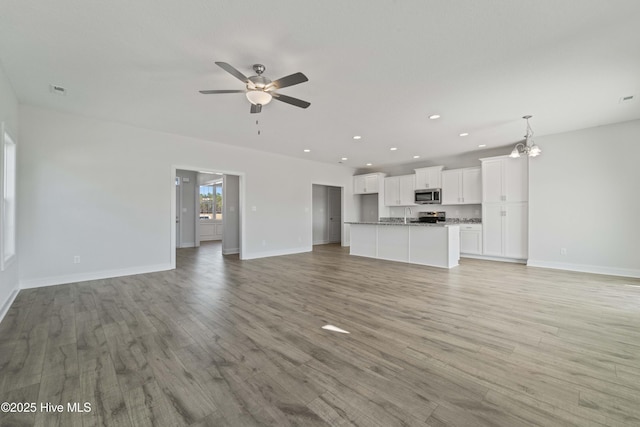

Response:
(73, 256), (80, 264)
(560, 248), (567, 255)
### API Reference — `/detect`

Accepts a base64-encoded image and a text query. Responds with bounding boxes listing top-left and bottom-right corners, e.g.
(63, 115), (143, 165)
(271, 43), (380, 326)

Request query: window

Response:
(199, 182), (223, 221)
(1, 124), (16, 270)
(199, 185), (213, 220)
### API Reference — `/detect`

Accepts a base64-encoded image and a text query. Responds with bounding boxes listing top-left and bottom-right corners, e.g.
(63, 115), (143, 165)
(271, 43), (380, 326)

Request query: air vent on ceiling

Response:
(49, 84), (66, 95)
(619, 95), (634, 103)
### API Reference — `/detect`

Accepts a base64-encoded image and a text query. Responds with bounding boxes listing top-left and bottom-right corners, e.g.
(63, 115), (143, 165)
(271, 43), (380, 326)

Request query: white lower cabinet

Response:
(459, 224), (482, 255)
(482, 202), (527, 259)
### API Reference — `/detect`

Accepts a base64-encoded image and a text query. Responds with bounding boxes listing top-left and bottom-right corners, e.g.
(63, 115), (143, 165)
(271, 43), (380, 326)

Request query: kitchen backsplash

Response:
(388, 204), (481, 220)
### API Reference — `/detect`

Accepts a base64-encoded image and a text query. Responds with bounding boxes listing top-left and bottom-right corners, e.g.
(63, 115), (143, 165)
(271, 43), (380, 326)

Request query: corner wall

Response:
(17, 105), (355, 288)
(0, 61), (19, 320)
(528, 119), (640, 277)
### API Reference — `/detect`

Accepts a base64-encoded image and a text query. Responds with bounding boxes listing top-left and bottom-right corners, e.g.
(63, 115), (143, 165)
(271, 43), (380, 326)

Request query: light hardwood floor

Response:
(1, 242), (640, 426)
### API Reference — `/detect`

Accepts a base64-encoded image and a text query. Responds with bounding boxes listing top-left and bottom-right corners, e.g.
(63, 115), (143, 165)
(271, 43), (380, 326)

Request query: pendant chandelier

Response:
(510, 115), (541, 158)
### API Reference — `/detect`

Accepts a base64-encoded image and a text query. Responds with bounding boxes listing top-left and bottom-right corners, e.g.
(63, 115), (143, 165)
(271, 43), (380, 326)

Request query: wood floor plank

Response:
(1, 242), (639, 426)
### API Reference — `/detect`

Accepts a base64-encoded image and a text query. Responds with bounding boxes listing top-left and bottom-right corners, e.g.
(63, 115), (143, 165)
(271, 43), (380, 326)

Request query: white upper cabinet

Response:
(384, 177), (400, 206)
(414, 166), (443, 190)
(441, 167), (481, 205)
(384, 174), (416, 206)
(462, 167), (482, 204)
(353, 173), (384, 194)
(441, 170), (461, 205)
(481, 156), (528, 203)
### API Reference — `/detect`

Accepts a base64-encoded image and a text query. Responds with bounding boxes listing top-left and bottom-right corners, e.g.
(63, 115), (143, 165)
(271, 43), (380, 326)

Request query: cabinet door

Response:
(505, 157), (528, 202)
(428, 168), (442, 189)
(460, 227), (482, 255)
(482, 159), (503, 203)
(353, 176), (366, 194)
(414, 166), (443, 190)
(462, 167), (482, 204)
(414, 169), (429, 190)
(399, 175), (416, 205)
(364, 174), (379, 194)
(482, 204), (504, 256)
(384, 177), (400, 206)
(441, 170), (461, 205)
(504, 202), (528, 259)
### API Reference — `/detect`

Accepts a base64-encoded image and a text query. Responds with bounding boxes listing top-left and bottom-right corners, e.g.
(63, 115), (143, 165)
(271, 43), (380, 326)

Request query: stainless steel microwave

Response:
(414, 188), (441, 204)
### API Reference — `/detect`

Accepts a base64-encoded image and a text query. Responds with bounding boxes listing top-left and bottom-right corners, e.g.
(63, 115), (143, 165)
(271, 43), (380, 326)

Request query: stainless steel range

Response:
(418, 211), (446, 223)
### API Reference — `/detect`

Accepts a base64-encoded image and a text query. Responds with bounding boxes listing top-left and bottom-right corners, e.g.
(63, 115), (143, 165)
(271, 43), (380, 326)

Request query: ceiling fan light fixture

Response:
(246, 90), (272, 106)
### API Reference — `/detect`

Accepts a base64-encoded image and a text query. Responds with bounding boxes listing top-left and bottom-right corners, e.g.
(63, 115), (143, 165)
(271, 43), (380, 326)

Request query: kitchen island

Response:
(346, 221), (460, 268)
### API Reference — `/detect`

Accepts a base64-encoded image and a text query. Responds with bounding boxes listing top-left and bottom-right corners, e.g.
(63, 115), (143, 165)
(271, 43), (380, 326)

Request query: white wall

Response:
(359, 194), (379, 222)
(17, 105), (355, 287)
(222, 174), (240, 254)
(528, 119), (640, 277)
(0, 61), (19, 320)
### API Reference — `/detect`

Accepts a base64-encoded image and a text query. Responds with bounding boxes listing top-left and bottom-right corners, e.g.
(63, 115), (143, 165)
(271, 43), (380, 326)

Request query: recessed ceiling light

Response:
(215, 172), (223, 175)
(413, 155), (421, 159)
(429, 114), (441, 119)
(390, 147), (398, 151)
(366, 163), (372, 166)
(478, 144), (487, 148)
(303, 149), (311, 152)
(341, 157), (348, 161)
(353, 135), (362, 140)
(459, 132), (469, 137)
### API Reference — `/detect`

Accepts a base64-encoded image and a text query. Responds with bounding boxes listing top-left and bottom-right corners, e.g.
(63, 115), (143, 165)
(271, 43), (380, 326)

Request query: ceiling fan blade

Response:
(268, 72), (308, 90)
(250, 104), (262, 114)
(199, 90), (245, 94)
(215, 62), (249, 83)
(271, 93), (310, 109)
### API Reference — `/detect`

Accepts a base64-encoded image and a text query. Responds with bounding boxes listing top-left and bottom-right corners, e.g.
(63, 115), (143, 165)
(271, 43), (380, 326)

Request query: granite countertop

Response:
(345, 221), (453, 227)
(444, 219), (482, 224)
(347, 217), (482, 227)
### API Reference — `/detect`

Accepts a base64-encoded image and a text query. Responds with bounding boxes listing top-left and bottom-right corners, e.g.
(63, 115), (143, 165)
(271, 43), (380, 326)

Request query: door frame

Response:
(310, 183), (345, 246)
(171, 165), (245, 269)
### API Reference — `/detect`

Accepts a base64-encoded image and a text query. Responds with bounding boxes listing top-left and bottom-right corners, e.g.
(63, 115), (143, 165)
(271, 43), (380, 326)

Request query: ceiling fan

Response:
(199, 62), (310, 114)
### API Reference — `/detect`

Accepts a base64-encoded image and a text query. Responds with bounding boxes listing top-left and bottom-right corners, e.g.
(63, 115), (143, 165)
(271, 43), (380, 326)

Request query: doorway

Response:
(172, 167), (242, 268)
(312, 184), (343, 245)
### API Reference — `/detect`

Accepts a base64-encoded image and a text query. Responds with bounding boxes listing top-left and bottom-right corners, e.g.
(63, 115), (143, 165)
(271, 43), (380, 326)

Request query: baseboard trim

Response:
(461, 254), (527, 264)
(0, 288), (19, 324)
(19, 263), (174, 289)
(179, 242), (195, 248)
(242, 246), (311, 260)
(527, 259), (640, 278)
(222, 247), (239, 255)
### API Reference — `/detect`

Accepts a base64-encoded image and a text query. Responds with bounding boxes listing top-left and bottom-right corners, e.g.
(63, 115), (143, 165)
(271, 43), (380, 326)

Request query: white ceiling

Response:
(1, 0), (639, 169)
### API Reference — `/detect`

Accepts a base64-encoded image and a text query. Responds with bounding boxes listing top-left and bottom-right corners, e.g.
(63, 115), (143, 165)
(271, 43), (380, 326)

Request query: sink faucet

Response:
(404, 207), (412, 224)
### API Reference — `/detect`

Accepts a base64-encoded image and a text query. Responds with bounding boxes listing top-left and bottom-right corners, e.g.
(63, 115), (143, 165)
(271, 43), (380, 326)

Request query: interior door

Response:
(328, 187), (342, 243)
